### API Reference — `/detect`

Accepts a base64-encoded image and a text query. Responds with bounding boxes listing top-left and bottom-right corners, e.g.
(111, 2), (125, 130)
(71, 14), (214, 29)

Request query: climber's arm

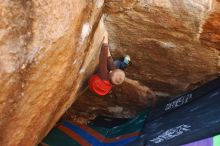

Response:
(97, 32), (109, 80)
(103, 30), (115, 71)
(107, 53), (116, 71)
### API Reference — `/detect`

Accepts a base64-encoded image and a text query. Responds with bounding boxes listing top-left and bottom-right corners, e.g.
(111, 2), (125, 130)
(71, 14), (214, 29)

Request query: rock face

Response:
(0, 0), (105, 146)
(105, 0), (220, 95)
(65, 0), (220, 124)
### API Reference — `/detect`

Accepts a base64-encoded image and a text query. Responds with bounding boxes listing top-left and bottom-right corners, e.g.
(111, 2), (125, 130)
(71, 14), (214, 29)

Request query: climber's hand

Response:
(103, 30), (108, 44)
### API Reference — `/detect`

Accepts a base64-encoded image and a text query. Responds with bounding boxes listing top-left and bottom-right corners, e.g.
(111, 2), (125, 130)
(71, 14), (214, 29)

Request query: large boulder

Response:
(0, 0), (104, 146)
(105, 0), (220, 95)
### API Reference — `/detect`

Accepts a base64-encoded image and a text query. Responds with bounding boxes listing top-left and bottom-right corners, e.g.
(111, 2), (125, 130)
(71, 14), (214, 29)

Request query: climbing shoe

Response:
(123, 55), (131, 65)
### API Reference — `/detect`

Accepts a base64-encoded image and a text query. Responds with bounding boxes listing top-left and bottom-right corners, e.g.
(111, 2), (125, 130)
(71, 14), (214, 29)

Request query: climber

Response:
(88, 30), (131, 96)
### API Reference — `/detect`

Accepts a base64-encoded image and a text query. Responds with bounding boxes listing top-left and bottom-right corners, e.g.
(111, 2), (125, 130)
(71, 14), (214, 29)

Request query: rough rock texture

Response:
(0, 0), (105, 146)
(65, 0), (220, 123)
(105, 0), (220, 96)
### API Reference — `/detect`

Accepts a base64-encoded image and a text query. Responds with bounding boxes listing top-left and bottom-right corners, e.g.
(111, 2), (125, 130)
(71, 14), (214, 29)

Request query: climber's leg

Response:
(113, 60), (127, 69)
(113, 55), (131, 70)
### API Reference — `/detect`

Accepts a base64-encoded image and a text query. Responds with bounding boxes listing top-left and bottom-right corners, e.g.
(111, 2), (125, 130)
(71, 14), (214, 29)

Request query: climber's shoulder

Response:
(88, 74), (112, 96)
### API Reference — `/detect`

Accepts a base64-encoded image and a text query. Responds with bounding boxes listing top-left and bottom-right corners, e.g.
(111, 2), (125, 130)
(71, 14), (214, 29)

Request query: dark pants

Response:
(114, 60), (128, 70)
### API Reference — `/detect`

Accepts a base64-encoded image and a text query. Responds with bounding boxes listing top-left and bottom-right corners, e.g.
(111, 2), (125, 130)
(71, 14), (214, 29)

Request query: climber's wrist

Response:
(103, 30), (109, 44)
(102, 43), (109, 48)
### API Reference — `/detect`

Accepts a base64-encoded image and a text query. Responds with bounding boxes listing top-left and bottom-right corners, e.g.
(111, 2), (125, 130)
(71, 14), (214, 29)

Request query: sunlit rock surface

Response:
(65, 0), (220, 124)
(0, 0), (104, 146)
(105, 0), (220, 95)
